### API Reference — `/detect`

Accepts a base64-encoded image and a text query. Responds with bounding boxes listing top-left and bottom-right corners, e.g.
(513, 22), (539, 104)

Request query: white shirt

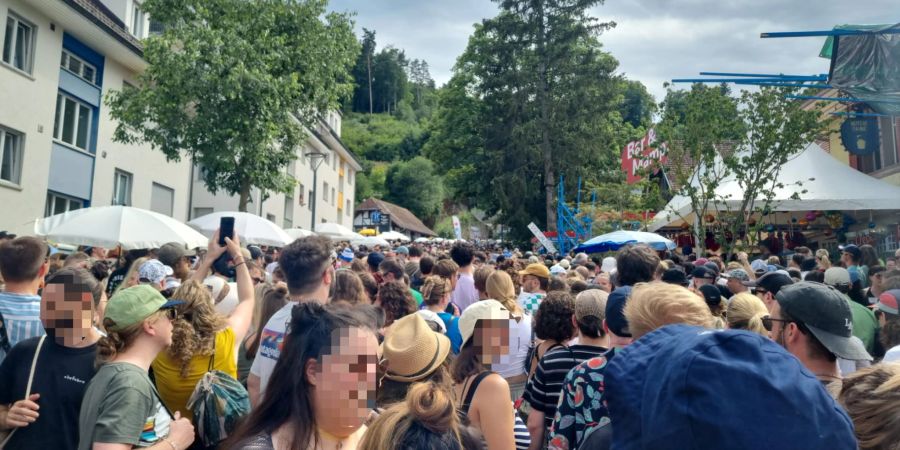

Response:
(249, 301), (297, 398)
(883, 345), (900, 364)
(493, 313), (533, 378)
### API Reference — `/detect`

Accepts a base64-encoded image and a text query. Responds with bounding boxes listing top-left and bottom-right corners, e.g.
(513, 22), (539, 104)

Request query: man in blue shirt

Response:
(0, 237), (48, 362)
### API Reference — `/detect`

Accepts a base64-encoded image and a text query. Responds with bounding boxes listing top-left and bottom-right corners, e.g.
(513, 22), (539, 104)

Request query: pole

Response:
(310, 168), (318, 230)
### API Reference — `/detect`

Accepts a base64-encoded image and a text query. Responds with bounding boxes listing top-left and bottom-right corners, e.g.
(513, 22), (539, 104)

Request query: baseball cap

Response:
(458, 300), (511, 345)
(691, 266), (716, 280)
(721, 269), (750, 283)
(559, 259), (571, 270)
(800, 257), (818, 272)
(823, 267), (851, 286)
(601, 257), (617, 273)
(139, 259), (173, 285)
(605, 325), (857, 450)
(875, 290), (900, 316)
(395, 246), (409, 255)
(104, 285), (183, 331)
(605, 286), (633, 337)
(247, 245), (263, 260)
(750, 259), (768, 273)
(156, 242), (195, 268)
(839, 244), (862, 260)
(416, 309), (447, 333)
(549, 264), (566, 275)
(698, 284), (722, 306)
(692, 258), (709, 267)
(339, 248), (354, 262)
(519, 263), (550, 280)
(367, 252), (385, 270)
(661, 268), (689, 287)
(775, 282), (872, 361)
(574, 292), (605, 321)
(748, 272), (793, 295)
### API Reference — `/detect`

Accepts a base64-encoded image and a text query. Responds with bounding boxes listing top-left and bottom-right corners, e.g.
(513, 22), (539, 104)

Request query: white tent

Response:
(649, 143), (900, 231)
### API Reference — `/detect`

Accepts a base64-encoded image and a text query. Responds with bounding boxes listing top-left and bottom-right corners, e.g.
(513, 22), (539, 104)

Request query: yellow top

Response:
(151, 327), (237, 422)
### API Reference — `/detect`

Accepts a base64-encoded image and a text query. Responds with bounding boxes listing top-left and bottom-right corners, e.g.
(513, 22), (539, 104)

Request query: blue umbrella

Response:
(574, 230), (676, 253)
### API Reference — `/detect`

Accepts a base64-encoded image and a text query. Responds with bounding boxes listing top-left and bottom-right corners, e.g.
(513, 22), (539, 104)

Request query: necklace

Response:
(815, 373), (841, 381)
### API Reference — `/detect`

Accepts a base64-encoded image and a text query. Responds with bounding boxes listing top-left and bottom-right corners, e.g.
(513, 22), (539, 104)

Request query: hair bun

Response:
(273, 284), (289, 296)
(291, 302), (326, 333)
(406, 382), (457, 433)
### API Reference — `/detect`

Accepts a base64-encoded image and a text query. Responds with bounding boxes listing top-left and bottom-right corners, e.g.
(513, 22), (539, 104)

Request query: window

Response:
(45, 192), (82, 217)
(60, 50), (97, 85)
(299, 183), (305, 205)
(148, 19), (164, 36)
(331, 187), (335, 206)
(323, 182), (329, 202)
(150, 182), (174, 216)
(131, 1), (146, 38)
(346, 199), (351, 216)
(112, 170), (132, 205)
(284, 195), (294, 228)
(332, 152), (338, 170)
(53, 93), (92, 151)
(266, 213), (276, 223)
(348, 169), (353, 186)
(0, 127), (23, 185)
(3, 13), (35, 74)
(193, 207), (213, 219)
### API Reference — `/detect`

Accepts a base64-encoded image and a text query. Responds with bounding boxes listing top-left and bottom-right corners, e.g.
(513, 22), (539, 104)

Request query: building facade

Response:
(0, 0), (355, 237)
(354, 197), (436, 240)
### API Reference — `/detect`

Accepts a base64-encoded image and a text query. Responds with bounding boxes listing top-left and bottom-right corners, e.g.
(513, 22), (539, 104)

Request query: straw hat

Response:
(381, 313), (451, 382)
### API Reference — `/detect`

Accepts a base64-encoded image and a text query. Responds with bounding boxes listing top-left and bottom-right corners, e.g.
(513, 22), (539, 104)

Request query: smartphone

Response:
(219, 216), (235, 246)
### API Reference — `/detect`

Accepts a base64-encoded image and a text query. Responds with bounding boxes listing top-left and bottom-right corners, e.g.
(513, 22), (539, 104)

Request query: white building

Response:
(0, 0), (357, 237)
(189, 111), (362, 230)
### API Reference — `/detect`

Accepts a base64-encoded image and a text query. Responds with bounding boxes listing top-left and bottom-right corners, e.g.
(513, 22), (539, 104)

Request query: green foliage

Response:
(341, 113), (425, 162)
(619, 79), (656, 129)
(106, 0), (358, 211)
(383, 157), (444, 223)
(355, 163), (388, 201)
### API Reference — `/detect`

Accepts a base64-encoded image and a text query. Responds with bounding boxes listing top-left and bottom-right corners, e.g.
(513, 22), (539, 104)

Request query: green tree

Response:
(384, 157), (444, 223)
(619, 79), (656, 129)
(372, 47), (410, 114)
(106, 0), (358, 211)
(350, 28), (377, 114)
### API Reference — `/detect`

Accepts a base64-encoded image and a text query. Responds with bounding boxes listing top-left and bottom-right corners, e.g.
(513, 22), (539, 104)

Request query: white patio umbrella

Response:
(284, 228), (315, 240)
(414, 237), (430, 243)
(41, 206), (208, 250)
(315, 222), (359, 241)
(379, 230), (411, 242)
(189, 211), (292, 247)
(352, 236), (391, 248)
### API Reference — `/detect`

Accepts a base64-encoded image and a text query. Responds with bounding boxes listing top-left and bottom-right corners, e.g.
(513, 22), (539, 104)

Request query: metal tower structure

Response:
(556, 175), (596, 254)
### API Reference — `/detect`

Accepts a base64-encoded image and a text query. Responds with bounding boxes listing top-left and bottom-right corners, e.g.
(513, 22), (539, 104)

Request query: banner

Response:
(621, 128), (668, 184)
(527, 222), (558, 254)
(452, 215), (463, 240)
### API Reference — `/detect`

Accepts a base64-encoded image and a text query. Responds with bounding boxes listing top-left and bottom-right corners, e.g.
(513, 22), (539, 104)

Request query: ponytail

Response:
(96, 318), (145, 368)
(359, 381), (463, 450)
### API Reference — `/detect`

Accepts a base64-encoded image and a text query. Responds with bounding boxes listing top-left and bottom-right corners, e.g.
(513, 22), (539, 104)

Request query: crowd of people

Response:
(1, 227), (900, 449)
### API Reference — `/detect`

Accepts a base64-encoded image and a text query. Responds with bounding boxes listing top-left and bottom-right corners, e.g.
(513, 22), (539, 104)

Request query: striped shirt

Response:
(523, 344), (608, 430)
(0, 291), (44, 362)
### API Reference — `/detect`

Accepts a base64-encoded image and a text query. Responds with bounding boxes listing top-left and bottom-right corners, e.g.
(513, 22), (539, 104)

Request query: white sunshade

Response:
(189, 211), (293, 247)
(352, 236), (391, 248)
(40, 206), (208, 250)
(284, 228), (316, 240)
(649, 143), (900, 231)
(379, 230), (411, 242)
(315, 222), (360, 241)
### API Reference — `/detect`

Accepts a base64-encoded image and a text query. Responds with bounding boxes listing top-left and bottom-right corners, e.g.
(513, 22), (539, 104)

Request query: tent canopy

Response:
(649, 143), (900, 231)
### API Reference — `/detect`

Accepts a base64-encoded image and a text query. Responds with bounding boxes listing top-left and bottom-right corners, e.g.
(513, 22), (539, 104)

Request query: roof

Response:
(63, 0), (143, 56)
(356, 198), (436, 236)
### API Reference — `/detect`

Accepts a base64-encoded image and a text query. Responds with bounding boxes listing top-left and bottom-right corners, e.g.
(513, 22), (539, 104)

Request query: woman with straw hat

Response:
(377, 313), (452, 407)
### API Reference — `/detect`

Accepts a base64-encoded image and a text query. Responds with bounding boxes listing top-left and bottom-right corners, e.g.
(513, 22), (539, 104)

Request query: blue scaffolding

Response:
(556, 175), (595, 254)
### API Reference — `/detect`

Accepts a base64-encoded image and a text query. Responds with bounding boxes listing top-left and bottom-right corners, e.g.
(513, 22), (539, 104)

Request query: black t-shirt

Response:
(0, 336), (98, 450)
(523, 344), (608, 430)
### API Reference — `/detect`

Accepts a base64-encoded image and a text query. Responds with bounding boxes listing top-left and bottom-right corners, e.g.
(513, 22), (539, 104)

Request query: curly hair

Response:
(377, 281), (417, 326)
(361, 381), (466, 450)
(533, 291), (575, 342)
(167, 280), (228, 377)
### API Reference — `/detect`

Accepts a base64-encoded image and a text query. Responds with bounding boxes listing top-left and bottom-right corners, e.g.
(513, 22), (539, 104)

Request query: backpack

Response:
(186, 340), (251, 447)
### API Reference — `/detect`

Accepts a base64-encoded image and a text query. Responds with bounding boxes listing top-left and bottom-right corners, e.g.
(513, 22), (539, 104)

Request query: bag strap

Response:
(207, 334), (217, 373)
(0, 335), (45, 447)
(0, 310), (11, 354)
(460, 371), (492, 416)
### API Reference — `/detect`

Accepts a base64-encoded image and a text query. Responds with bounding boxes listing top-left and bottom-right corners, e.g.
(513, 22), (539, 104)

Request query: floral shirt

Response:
(548, 349), (616, 450)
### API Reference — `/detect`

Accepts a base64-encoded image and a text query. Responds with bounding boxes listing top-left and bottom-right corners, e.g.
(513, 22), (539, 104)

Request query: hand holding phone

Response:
(219, 216), (235, 246)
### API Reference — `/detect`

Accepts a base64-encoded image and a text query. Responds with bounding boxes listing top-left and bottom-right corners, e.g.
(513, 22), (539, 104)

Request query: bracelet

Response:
(233, 261), (246, 268)
(163, 438), (178, 450)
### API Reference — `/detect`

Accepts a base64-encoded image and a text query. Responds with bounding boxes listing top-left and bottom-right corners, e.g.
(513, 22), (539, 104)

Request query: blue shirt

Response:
(437, 312), (463, 354)
(0, 291), (44, 362)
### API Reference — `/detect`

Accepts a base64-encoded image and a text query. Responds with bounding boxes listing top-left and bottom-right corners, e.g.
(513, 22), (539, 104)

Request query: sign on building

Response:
(621, 128), (668, 185)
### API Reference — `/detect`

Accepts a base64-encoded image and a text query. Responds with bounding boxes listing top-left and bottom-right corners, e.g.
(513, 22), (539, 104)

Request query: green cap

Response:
(105, 285), (183, 331)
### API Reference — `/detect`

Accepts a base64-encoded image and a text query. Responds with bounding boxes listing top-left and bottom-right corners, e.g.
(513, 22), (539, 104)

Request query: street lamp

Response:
(304, 150), (327, 230)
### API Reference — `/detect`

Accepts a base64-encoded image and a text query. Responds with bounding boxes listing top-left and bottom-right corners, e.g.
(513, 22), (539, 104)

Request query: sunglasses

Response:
(760, 316), (790, 332)
(164, 308), (178, 321)
(252, 277), (265, 285)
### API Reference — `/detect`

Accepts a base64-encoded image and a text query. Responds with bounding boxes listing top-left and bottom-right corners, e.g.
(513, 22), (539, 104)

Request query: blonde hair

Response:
(359, 382), (462, 450)
(329, 270), (368, 305)
(167, 280), (227, 377)
(112, 256), (150, 297)
(839, 363), (900, 450)
(726, 292), (769, 336)
(624, 282), (714, 339)
(816, 249), (832, 269)
(420, 275), (453, 307)
(485, 271), (522, 316)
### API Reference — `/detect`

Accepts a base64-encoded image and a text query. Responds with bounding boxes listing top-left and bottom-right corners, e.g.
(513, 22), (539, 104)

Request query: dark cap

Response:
(367, 252), (385, 270)
(703, 262), (720, 276)
(691, 266), (716, 280)
(775, 282), (871, 361)
(839, 244), (861, 260)
(748, 272), (793, 296)
(698, 284), (722, 306)
(661, 268), (689, 286)
(156, 242), (196, 268)
(248, 245), (263, 260)
(605, 286), (632, 338)
(800, 257), (818, 272)
(0, 231), (16, 239)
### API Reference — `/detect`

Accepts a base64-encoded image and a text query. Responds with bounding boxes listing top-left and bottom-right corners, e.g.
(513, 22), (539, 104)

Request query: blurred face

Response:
(313, 327), (378, 437)
(473, 319), (511, 365)
(841, 252), (853, 266)
(888, 259), (897, 270)
(174, 257), (192, 280)
(726, 278), (746, 294)
(41, 282), (94, 345)
(250, 266), (265, 286)
(595, 274), (611, 292)
(522, 275), (539, 293)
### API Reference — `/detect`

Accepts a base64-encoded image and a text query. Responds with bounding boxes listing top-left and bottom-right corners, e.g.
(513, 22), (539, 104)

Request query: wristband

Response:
(233, 261), (246, 268)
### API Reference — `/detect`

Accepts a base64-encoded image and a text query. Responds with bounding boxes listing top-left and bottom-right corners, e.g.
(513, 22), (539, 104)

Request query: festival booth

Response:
(648, 143), (900, 255)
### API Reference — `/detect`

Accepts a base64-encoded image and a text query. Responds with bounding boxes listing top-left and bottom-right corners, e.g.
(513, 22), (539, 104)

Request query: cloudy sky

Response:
(328, 0), (894, 101)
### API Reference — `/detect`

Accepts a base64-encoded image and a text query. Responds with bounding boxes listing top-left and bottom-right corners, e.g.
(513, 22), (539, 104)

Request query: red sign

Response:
(621, 128), (668, 185)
